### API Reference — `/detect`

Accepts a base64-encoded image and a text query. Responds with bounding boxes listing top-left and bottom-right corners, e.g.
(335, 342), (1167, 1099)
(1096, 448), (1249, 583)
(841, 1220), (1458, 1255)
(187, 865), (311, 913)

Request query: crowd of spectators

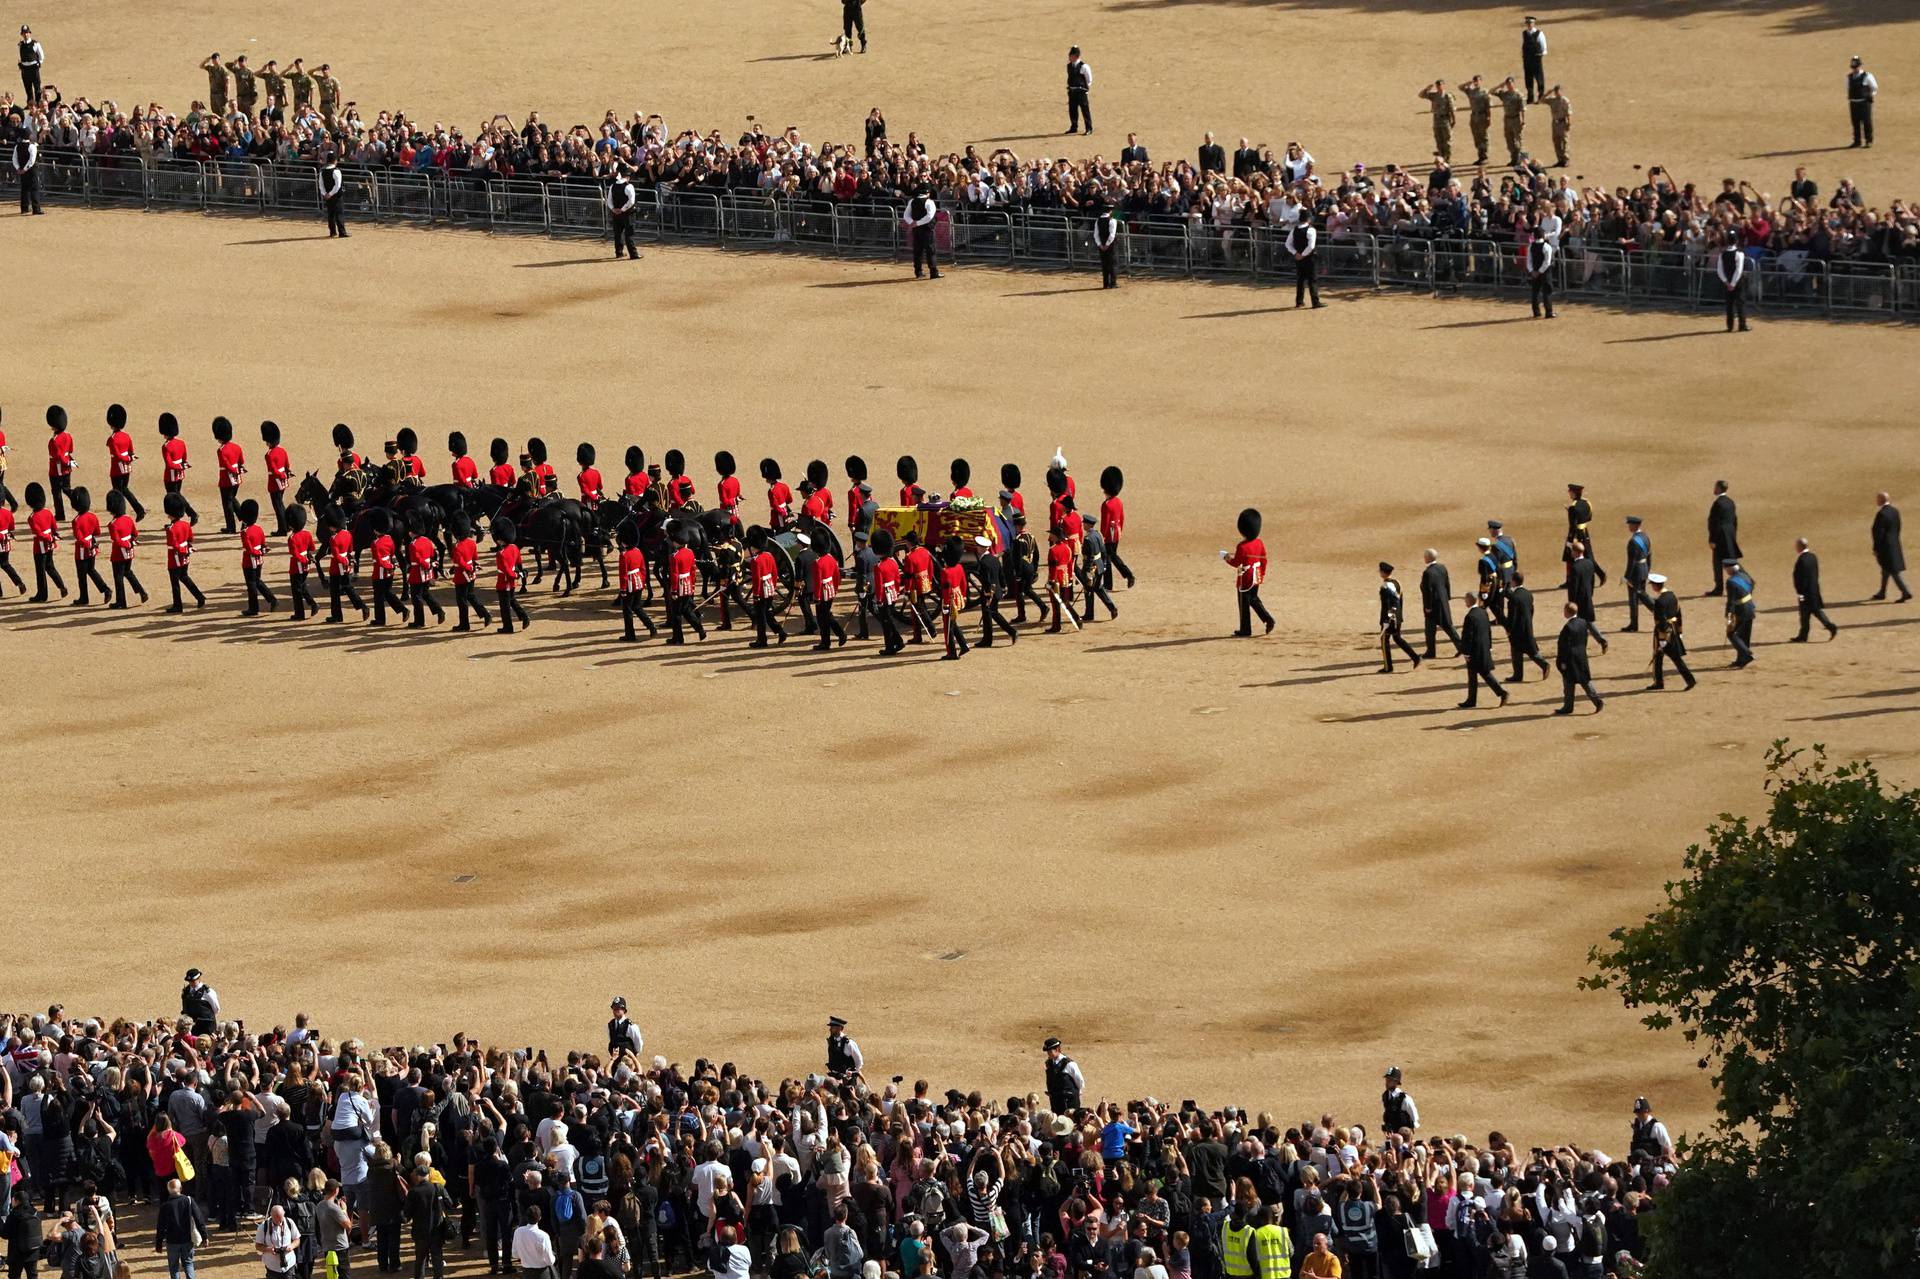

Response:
(0, 1000), (1674, 1279)
(6, 80), (1917, 275)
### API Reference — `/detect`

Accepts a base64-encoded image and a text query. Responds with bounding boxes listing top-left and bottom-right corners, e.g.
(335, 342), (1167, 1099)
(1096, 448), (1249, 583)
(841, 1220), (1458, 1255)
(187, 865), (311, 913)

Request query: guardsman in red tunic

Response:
(105, 489), (146, 608)
(486, 436), (516, 489)
(622, 445), (649, 499)
(69, 486), (109, 607)
(616, 523), (658, 642)
(525, 437), (556, 497)
(162, 491), (206, 612)
(260, 421), (293, 535)
(714, 451), (743, 530)
(938, 537), (972, 660)
(24, 482), (65, 601)
(158, 413), (198, 526)
(799, 480), (829, 525)
(867, 529), (907, 655)
(105, 403), (146, 521)
(664, 526), (705, 644)
(494, 518), (532, 634)
(950, 458), (973, 499)
(902, 532), (937, 642)
(0, 418), (13, 513)
(805, 459), (835, 525)
(367, 510), (405, 626)
(761, 458), (793, 531)
(285, 504), (319, 620)
(1099, 465), (1132, 590)
(811, 540), (846, 650)
(576, 443), (604, 507)
(449, 431), (479, 489)
(445, 514), (491, 632)
(744, 526), (789, 647)
(406, 520), (446, 628)
(1045, 525), (1079, 634)
(238, 498), (278, 616)
(46, 405), (76, 521)
(1000, 462), (1026, 517)
(0, 501), (22, 597)
(844, 455), (869, 530)
(332, 423), (361, 478)
(1224, 507), (1273, 637)
(896, 454), (923, 506)
(322, 512), (368, 623)
(211, 416), (245, 533)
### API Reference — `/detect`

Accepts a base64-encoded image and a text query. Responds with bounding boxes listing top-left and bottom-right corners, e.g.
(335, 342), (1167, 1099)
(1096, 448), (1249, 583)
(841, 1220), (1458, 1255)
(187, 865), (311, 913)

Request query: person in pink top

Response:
(148, 1114), (188, 1184)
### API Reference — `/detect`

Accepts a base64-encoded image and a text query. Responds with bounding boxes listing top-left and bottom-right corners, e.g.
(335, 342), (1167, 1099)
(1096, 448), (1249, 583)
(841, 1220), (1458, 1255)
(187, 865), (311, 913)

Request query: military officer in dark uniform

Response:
(1488, 519), (1518, 594)
(1420, 548), (1460, 658)
(1288, 216), (1323, 308)
(1639, 574), (1696, 690)
(1503, 571), (1552, 682)
(1562, 483), (1602, 585)
(1622, 516), (1652, 630)
(1553, 601), (1607, 714)
(1791, 537), (1839, 641)
(975, 536), (1017, 646)
(1722, 559), (1756, 667)
(826, 1016), (863, 1080)
(1871, 491), (1909, 601)
(1378, 561), (1420, 673)
(1475, 537), (1504, 624)
(1458, 592), (1508, 708)
(1093, 202), (1120, 289)
(1044, 1038), (1084, 1115)
(1706, 479), (1740, 596)
(903, 184), (940, 279)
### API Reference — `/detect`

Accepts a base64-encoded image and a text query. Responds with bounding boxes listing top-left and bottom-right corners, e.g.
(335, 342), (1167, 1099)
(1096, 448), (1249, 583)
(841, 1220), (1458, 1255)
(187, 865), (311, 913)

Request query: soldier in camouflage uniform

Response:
(287, 58), (314, 112)
(259, 59), (286, 120)
(1493, 76), (1527, 166)
(315, 63), (340, 121)
(231, 54), (257, 118)
(1545, 84), (1572, 167)
(1419, 80), (1457, 162)
(1462, 74), (1492, 165)
(200, 53), (230, 115)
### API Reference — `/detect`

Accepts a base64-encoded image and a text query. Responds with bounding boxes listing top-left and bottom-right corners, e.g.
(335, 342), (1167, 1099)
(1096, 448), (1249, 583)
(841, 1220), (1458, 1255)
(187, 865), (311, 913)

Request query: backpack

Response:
(1032, 1164), (1061, 1201)
(555, 1189), (579, 1225)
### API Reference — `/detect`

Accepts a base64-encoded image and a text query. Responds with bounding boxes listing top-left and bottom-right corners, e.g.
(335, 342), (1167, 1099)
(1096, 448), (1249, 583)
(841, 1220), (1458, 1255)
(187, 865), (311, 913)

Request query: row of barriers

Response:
(9, 155), (1919, 320)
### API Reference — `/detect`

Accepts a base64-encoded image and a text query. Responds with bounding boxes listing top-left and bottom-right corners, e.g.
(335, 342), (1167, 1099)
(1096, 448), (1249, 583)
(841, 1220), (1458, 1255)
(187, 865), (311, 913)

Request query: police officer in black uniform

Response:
(608, 166), (640, 260)
(904, 185), (940, 279)
(1043, 1038), (1083, 1115)
(1066, 47), (1093, 135)
(18, 26), (43, 103)
(320, 157), (347, 237)
(1381, 1067), (1418, 1133)
(181, 968), (220, 1035)
(1521, 17), (1548, 103)
(1847, 56), (1876, 149)
(826, 1016), (863, 1081)
(1715, 240), (1749, 332)
(1553, 600), (1607, 714)
(843, 0), (868, 53)
(974, 536), (1017, 646)
(1093, 202), (1120, 289)
(12, 124), (42, 215)
(607, 997), (643, 1057)
(1526, 230), (1555, 318)
(1288, 216), (1323, 308)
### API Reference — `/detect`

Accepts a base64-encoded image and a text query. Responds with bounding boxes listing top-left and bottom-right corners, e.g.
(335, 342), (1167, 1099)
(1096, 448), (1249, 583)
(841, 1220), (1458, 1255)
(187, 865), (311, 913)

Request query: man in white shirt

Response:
(1847, 56), (1877, 149)
(691, 1145), (729, 1219)
(707, 1226), (751, 1279)
(256, 1204), (302, 1276)
(513, 1206), (558, 1279)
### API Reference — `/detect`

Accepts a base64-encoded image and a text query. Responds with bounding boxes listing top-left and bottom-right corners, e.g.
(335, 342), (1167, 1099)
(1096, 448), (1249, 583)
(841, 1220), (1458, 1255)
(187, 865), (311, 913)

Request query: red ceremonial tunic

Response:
(240, 524), (268, 570)
(939, 562), (968, 609)
(488, 462), (516, 487)
(767, 481), (793, 527)
(811, 553), (839, 601)
(29, 508), (58, 553)
(328, 529), (355, 575)
(495, 543), (523, 592)
(904, 546), (934, 594)
(623, 471), (649, 498)
(266, 445), (291, 493)
(872, 556), (903, 605)
(717, 475), (741, 513)
(1100, 496), (1124, 543)
(0, 507), (15, 553)
(451, 537), (479, 585)
(578, 467), (604, 504)
(166, 519), (194, 569)
(750, 549), (779, 601)
(669, 545), (696, 597)
(370, 534), (397, 580)
(619, 547), (646, 594)
(48, 431), (75, 478)
(288, 529), (316, 574)
(1228, 538), (1266, 591)
(216, 441), (244, 490)
(162, 437), (189, 483)
(1047, 541), (1075, 587)
(407, 535), (436, 585)
(108, 430), (136, 478)
(452, 455), (479, 489)
(109, 515), (137, 563)
(72, 511), (100, 560)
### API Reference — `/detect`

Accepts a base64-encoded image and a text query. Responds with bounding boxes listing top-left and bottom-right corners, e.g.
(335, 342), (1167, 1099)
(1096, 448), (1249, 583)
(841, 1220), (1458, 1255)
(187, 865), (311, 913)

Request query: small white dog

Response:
(833, 34), (852, 56)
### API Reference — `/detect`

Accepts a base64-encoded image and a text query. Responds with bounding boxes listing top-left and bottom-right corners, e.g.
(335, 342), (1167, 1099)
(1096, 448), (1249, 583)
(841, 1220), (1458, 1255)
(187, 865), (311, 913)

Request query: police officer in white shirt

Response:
(1066, 46), (1093, 135)
(1288, 216), (1323, 308)
(17, 25), (43, 102)
(902, 186), (939, 279)
(1093, 203), (1120, 289)
(606, 168), (640, 260)
(1847, 56), (1877, 148)
(606, 997), (644, 1056)
(319, 158), (347, 237)
(13, 127), (41, 215)
(1526, 230), (1556, 319)
(1714, 241), (1749, 332)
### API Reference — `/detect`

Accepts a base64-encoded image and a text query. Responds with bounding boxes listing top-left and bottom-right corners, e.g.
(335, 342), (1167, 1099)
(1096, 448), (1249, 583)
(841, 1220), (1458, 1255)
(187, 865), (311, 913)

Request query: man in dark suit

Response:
(1871, 491), (1910, 601)
(1707, 479), (1740, 595)
(1232, 137), (1260, 179)
(1420, 548), (1461, 658)
(1554, 601), (1607, 714)
(1504, 571), (1553, 682)
(1791, 538), (1839, 641)
(1566, 539), (1599, 621)
(1458, 593), (1508, 709)
(1120, 133), (1149, 166)
(406, 1166), (454, 1279)
(1197, 131), (1225, 175)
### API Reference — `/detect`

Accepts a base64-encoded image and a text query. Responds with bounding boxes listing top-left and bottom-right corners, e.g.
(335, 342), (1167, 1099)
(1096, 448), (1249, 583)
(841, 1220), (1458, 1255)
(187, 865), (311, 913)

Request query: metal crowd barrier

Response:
(5, 155), (1915, 321)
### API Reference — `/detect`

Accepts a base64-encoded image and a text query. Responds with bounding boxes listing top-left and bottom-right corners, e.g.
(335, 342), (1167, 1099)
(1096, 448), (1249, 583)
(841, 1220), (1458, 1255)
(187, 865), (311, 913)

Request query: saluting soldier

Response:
(1419, 80), (1457, 162)
(1458, 592), (1508, 709)
(315, 64), (340, 120)
(1554, 601), (1607, 714)
(1377, 561), (1420, 673)
(1544, 84), (1572, 167)
(286, 58), (314, 112)
(1622, 516), (1652, 630)
(1871, 491), (1910, 601)
(1419, 547), (1460, 658)
(200, 53), (231, 116)
(1791, 537), (1839, 642)
(259, 59), (287, 120)
(231, 55), (258, 119)
(1462, 74), (1493, 165)
(1722, 559), (1757, 668)
(1639, 574), (1696, 690)
(1504, 571), (1552, 682)
(1494, 77), (1527, 165)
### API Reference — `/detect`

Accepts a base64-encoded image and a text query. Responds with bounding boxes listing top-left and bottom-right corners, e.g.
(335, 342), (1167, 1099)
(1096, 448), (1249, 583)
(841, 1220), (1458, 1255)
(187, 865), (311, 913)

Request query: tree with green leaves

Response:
(1583, 742), (1920, 1274)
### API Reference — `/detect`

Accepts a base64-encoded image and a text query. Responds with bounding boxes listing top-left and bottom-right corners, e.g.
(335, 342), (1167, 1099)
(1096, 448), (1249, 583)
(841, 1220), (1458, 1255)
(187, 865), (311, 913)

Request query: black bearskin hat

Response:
(46, 405), (67, 432)
(287, 505), (309, 532)
(759, 457), (781, 483)
(845, 454), (868, 483)
(1045, 467), (1068, 498)
(261, 420), (282, 446)
(806, 459), (829, 490)
(715, 450), (737, 478)
(871, 528), (895, 557)
(665, 449), (686, 476)
(163, 491), (187, 520)
(211, 416), (233, 443)
(625, 445), (644, 473)
(492, 517), (517, 545)
(159, 413), (181, 439)
(397, 427), (418, 455)
(527, 437), (548, 465)
(449, 431), (469, 457)
(71, 487), (92, 515)
(1237, 508), (1262, 540)
(332, 423), (354, 450)
(490, 437), (509, 464)
(577, 442), (596, 467)
(1000, 462), (1022, 491)
(896, 454), (918, 485)
(106, 490), (127, 517)
(106, 404), (127, 430)
(942, 537), (964, 567)
(1100, 465), (1123, 497)
(238, 498), (260, 525)
(951, 459), (971, 490)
